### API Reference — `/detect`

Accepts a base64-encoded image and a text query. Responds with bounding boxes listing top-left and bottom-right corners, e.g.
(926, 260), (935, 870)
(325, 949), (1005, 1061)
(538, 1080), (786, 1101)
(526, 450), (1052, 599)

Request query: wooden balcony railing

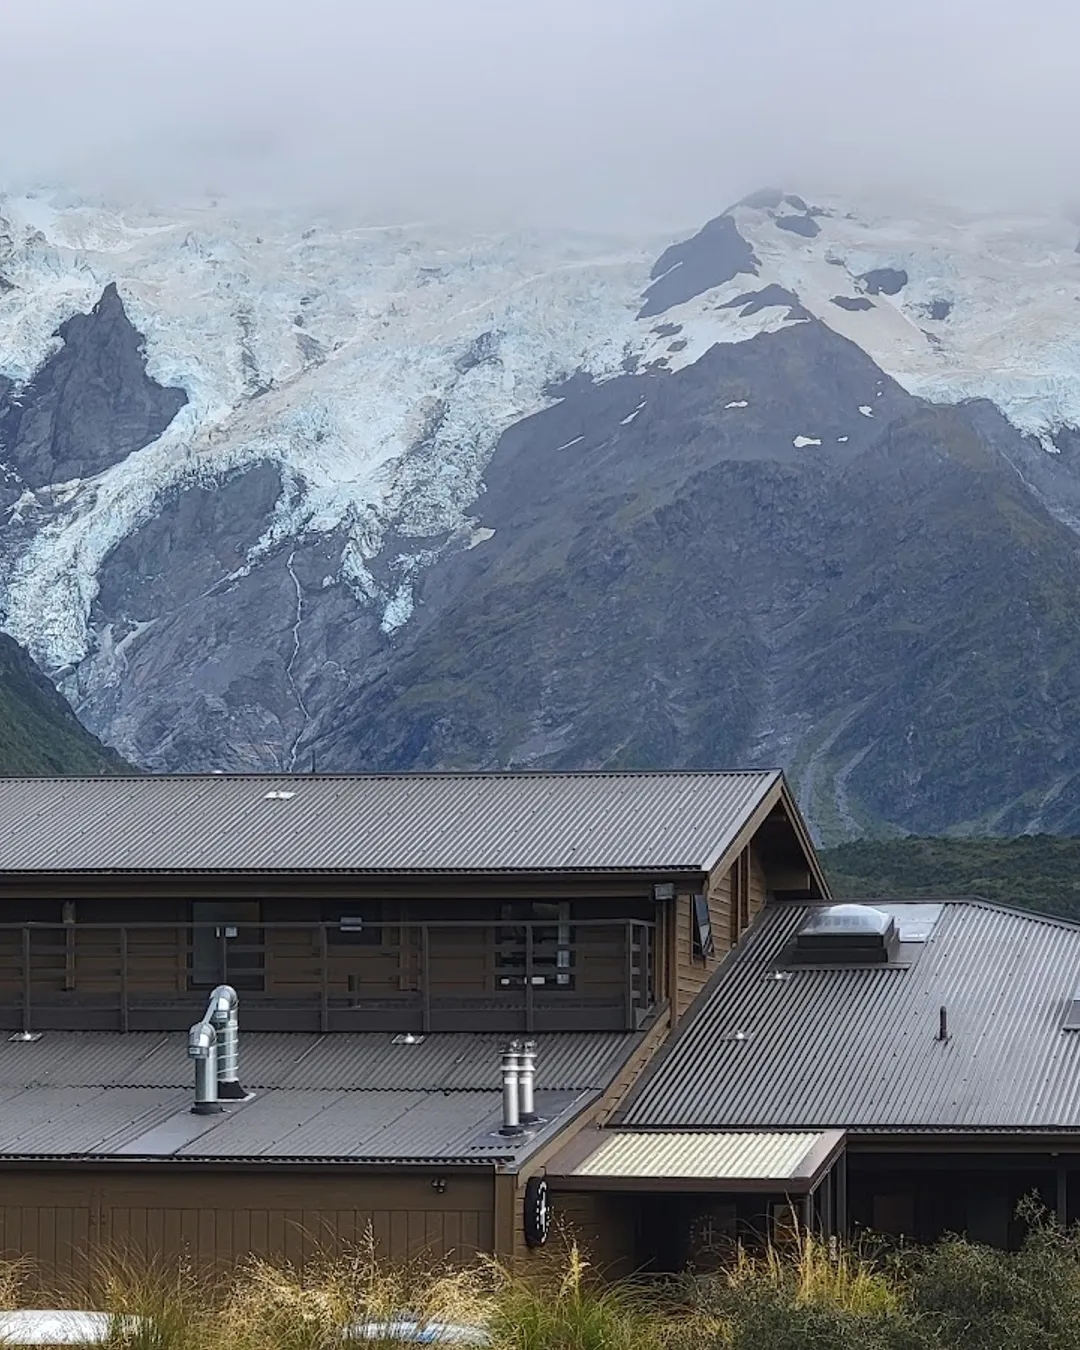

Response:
(0, 919), (657, 1035)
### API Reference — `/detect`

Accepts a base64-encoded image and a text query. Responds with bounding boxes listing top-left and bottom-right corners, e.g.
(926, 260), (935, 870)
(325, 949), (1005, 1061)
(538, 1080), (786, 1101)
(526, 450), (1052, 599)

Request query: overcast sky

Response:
(3, 0), (1080, 230)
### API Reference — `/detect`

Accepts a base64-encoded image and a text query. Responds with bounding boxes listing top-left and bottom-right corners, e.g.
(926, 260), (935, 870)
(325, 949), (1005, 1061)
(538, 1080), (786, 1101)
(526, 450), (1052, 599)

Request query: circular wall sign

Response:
(523, 1176), (550, 1248)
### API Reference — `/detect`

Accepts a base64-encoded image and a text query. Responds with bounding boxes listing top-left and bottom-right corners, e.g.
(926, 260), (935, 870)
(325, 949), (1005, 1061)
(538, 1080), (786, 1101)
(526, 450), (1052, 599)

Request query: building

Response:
(0, 769), (824, 1284)
(549, 896), (1080, 1271)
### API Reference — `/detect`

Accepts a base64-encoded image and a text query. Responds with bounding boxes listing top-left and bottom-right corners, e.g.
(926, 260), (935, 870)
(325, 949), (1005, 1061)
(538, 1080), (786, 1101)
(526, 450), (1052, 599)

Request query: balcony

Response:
(0, 918), (657, 1035)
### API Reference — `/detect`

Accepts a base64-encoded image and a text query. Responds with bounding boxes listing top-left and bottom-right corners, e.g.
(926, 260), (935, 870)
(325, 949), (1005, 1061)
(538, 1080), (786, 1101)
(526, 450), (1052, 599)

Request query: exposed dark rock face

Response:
(639, 215), (759, 317)
(0, 283), (187, 488)
(722, 285), (805, 318)
(861, 267), (908, 296)
(775, 215), (821, 239)
(70, 459), (359, 772)
(302, 320), (1080, 841)
(831, 296), (875, 312)
(11, 221), (1080, 841)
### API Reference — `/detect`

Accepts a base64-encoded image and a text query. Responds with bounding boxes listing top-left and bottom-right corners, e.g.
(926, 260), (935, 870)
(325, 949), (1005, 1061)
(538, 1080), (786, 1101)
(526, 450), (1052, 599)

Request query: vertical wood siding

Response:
(673, 843), (768, 1021)
(0, 1172), (494, 1291)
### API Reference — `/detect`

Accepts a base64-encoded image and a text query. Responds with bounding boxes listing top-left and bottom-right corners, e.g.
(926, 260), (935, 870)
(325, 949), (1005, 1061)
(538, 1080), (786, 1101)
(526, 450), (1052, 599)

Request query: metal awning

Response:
(547, 1129), (846, 1192)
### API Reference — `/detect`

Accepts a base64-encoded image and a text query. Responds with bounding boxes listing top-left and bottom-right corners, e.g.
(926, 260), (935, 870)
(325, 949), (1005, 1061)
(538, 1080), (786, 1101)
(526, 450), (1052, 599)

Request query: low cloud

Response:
(3, 0), (1080, 228)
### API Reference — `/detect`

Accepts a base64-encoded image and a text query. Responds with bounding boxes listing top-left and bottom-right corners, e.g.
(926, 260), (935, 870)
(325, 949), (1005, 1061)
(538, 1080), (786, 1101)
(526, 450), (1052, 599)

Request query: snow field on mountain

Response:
(5, 189), (1080, 672)
(0, 194), (660, 667)
(728, 197), (1080, 446)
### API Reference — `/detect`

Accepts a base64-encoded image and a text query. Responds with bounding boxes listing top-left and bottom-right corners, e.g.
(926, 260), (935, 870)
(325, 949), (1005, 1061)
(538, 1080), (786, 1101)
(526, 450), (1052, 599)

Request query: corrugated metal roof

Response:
(567, 1131), (829, 1180)
(0, 1030), (638, 1092)
(0, 771), (781, 873)
(0, 1029), (637, 1164)
(620, 899), (1080, 1132)
(0, 1085), (585, 1164)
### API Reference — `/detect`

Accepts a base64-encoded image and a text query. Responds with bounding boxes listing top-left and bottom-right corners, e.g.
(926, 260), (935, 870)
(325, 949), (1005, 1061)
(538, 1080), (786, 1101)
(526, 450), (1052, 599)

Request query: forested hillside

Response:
(821, 836), (1080, 921)
(0, 632), (126, 775)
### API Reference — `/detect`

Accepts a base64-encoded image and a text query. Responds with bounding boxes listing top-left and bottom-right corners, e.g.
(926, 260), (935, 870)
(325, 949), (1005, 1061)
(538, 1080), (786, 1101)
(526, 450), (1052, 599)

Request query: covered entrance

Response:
(546, 1128), (847, 1273)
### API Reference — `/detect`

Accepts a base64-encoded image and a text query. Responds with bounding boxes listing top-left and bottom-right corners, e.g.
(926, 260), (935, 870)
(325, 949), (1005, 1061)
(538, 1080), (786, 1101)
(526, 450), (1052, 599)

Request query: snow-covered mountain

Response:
(5, 185), (1080, 837)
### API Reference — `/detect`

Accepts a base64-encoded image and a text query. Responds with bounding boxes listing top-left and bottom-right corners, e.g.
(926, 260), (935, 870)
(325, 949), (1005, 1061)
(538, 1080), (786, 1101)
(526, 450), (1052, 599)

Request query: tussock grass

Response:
(220, 1227), (501, 1350)
(0, 1259), (31, 1312)
(87, 1250), (212, 1350)
(14, 1206), (1080, 1350)
(487, 1239), (666, 1350)
(724, 1224), (900, 1315)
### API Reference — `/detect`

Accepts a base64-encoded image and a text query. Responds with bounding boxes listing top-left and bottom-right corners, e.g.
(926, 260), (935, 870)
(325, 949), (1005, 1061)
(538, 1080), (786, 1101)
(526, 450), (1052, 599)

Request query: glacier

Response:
(3, 185), (1080, 693)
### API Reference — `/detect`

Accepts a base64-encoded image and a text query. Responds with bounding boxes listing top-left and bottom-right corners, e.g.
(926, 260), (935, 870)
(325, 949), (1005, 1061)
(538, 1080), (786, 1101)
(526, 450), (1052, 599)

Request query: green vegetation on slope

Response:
(821, 835), (1080, 921)
(0, 632), (127, 775)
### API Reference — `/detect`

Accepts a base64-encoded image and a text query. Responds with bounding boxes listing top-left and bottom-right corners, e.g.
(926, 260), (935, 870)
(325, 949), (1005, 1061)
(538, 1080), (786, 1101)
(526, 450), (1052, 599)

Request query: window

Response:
(692, 893), (715, 959)
(321, 901), (383, 946)
(497, 902), (574, 988)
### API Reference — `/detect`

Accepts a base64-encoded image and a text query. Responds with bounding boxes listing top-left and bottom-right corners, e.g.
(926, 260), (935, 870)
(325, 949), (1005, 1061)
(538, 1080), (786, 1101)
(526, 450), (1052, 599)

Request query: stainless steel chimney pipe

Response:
(188, 1021), (222, 1114)
(499, 1041), (524, 1136)
(206, 985), (244, 1099)
(519, 1039), (539, 1124)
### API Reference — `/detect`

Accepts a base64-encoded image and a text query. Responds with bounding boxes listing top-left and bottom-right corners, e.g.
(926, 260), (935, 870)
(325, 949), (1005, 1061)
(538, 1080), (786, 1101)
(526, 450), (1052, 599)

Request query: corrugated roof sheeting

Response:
(0, 1085), (583, 1163)
(621, 899), (1080, 1131)
(569, 1131), (828, 1180)
(0, 1030), (638, 1092)
(0, 1087), (190, 1156)
(231, 1091), (503, 1161)
(0, 770), (780, 873)
(0, 1028), (630, 1162)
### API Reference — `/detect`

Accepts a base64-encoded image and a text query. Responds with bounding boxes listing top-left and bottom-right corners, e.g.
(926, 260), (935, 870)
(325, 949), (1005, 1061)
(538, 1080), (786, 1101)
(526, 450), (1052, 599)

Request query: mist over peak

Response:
(4, 0), (1080, 230)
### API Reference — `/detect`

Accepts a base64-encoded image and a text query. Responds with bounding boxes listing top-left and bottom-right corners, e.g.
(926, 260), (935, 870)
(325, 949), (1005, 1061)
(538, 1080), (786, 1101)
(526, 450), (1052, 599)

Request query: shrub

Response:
(910, 1199), (1080, 1350)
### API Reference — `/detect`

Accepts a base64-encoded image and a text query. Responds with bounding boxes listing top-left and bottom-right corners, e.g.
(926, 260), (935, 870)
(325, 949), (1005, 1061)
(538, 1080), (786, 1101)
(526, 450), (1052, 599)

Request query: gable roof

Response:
(0, 770), (790, 875)
(0, 1029), (638, 1165)
(618, 898), (1080, 1133)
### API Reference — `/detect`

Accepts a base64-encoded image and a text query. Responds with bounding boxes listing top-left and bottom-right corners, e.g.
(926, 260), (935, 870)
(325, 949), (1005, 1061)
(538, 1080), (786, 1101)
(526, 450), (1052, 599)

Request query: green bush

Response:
(910, 1202), (1080, 1350)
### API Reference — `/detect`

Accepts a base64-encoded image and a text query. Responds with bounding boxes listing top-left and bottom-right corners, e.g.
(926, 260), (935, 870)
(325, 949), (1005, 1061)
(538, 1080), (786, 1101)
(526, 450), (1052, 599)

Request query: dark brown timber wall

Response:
(0, 1170), (495, 1290)
(673, 844), (768, 1020)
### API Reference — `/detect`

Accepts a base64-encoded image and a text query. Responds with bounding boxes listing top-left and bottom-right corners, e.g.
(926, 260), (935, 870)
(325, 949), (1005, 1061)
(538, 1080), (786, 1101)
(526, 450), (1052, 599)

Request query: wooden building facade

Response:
(0, 769), (826, 1287)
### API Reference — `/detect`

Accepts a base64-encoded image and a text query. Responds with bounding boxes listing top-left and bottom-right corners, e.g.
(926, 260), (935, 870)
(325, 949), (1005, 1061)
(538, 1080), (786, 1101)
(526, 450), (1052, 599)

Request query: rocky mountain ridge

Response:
(4, 187), (1080, 837)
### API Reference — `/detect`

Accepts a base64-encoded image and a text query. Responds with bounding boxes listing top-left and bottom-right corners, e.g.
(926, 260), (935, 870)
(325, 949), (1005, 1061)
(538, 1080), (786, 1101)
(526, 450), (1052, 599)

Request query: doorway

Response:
(190, 902), (263, 991)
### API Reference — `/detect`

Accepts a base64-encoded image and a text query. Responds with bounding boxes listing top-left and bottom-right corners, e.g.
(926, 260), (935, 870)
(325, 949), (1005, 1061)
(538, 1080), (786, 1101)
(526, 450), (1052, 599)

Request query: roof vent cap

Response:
(794, 903), (899, 965)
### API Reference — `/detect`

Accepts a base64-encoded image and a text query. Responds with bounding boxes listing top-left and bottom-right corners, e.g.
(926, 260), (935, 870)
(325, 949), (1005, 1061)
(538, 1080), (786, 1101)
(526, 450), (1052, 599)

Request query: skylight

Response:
(793, 903), (899, 965)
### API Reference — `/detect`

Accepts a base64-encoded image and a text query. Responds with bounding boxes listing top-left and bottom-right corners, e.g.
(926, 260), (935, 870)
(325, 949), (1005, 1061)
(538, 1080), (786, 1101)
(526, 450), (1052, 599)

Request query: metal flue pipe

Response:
(499, 1041), (524, 1136)
(206, 985), (244, 1099)
(188, 1021), (222, 1114)
(519, 1040), (539, 1125)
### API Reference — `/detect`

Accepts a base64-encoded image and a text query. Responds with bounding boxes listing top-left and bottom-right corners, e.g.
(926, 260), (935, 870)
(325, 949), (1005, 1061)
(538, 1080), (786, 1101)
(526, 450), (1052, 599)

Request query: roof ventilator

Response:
(188, 984), (245, 1114)
(499, 1040), (542, 1137)
(793, 903), (900, 965)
